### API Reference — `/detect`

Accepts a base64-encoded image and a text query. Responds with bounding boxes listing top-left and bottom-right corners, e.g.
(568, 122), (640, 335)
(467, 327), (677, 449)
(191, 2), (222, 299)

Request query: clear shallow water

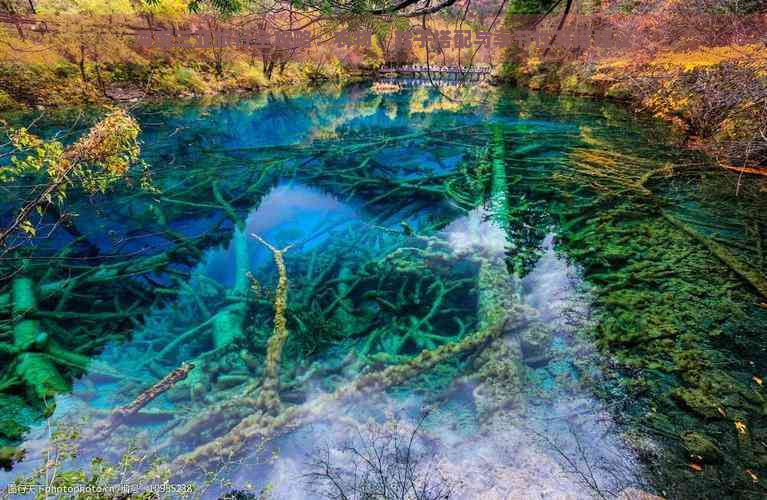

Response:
(1, 84), (767, 499)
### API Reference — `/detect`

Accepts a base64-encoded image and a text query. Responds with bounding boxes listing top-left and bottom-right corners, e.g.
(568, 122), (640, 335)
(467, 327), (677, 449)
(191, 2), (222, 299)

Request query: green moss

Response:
(0, 395), (38, 443)
(671, 386), (725, 419)
(0, 418), (25, 441)
(16, 353), (68, 401)
(0, 446), (23, 470)
(682, 431), (723, 463)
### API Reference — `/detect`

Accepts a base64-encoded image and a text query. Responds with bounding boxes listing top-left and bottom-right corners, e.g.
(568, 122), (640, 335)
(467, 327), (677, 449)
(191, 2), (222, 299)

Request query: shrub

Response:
(0, 90), (17, 111)
(231, 62), (269, 90)
(153, 65), (211, 96)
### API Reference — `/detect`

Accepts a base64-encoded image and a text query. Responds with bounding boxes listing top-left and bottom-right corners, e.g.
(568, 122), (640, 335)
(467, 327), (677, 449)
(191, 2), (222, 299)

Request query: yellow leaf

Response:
(19, 220), (36, 237)
(746, 469), (759, 482)
(754, 376), (763, 386)
(735, 421), (748, 434)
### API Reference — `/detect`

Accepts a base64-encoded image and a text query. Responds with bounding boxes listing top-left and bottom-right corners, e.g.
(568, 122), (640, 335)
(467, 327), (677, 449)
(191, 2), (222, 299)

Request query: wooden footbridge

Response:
(378, 64), (492, 81)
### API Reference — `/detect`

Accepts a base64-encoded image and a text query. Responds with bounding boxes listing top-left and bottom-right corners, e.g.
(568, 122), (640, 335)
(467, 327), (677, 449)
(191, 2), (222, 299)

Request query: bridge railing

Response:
(378, 64), (491, 74)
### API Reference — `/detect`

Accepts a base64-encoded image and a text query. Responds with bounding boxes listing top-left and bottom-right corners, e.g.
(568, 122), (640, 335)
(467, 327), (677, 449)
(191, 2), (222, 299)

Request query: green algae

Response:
(547, 119), (767, 497)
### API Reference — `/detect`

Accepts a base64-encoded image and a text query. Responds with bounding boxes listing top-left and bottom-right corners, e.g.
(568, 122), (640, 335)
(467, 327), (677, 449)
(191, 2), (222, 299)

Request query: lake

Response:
(1, 83), (766, 499)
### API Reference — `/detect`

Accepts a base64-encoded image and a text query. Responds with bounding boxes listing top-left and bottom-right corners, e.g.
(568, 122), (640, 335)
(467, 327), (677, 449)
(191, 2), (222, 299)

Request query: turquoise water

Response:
(1, 84), (767, 499)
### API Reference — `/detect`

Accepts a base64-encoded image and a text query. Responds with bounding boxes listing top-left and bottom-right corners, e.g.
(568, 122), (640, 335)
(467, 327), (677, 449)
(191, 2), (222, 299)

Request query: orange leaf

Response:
(735, 421), (748, 434)
(689, 463), (703, 472)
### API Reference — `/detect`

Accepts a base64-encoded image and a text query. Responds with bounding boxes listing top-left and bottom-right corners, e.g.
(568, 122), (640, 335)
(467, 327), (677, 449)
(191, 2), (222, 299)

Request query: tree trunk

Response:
(79, 42), (87, 85)
(12, 276), (67, 401)
(211, 228), (249, 349)
(472, 126), (526, 423)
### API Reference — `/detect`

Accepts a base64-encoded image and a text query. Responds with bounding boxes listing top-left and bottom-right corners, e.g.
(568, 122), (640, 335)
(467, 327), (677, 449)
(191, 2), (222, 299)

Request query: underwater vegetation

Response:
(0, 85), (766, 498)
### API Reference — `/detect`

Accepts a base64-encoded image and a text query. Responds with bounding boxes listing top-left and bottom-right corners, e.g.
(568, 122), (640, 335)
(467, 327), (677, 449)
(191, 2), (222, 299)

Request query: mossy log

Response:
(11, 276), (67, 401)
(12, 277), (38, 351)
(15, 353), (67, 402)
(472, 129), (527, 422)
(252, 233), (293, 409)
(170, 312), (526, 473)
(0, 251), (173, 314)
(209, 181), (252, 351)
(211, 228), (249, 349)
(490, 125), (510, 233)
(663, 212), (767, 301)
(88, 363), (195, 442)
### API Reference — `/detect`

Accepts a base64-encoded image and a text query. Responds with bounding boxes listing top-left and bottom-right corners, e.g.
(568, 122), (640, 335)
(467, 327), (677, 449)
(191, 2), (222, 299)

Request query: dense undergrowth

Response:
(0, 59), (353, 110)
(0, 0), (377, 109)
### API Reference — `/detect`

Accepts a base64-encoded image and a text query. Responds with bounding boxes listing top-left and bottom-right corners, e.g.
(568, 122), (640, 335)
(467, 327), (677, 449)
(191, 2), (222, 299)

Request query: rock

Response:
(680, 431), (722, 463)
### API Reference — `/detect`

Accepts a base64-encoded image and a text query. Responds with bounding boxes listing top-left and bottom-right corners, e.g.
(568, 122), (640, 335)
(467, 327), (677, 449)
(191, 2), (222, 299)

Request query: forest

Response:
(0, 0), (766, 499)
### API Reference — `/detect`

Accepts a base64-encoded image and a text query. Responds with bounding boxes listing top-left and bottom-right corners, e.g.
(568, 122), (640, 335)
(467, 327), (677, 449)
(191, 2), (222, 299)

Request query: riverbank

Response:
(501, 44), (767, 174)
(0, 60), (367, 111)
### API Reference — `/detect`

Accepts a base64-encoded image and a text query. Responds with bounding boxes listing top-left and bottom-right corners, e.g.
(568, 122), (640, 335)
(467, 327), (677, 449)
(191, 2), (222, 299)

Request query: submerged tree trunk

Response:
(12, 276), (67, 401)
(211, 227), (249, 349)
(209, 181), (250, 350)
(472, 126), (527, 422)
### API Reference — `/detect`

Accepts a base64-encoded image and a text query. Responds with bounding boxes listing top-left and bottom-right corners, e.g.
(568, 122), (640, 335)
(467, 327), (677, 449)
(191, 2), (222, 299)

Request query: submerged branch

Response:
(253, 233), (294, 409)
(171, 312), (524, 474)
(662, 212), (767, 300)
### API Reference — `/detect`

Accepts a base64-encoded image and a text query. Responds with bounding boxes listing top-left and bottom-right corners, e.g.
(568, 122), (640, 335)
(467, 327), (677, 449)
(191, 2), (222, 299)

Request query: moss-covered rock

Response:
(471, 337), (525, 422)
